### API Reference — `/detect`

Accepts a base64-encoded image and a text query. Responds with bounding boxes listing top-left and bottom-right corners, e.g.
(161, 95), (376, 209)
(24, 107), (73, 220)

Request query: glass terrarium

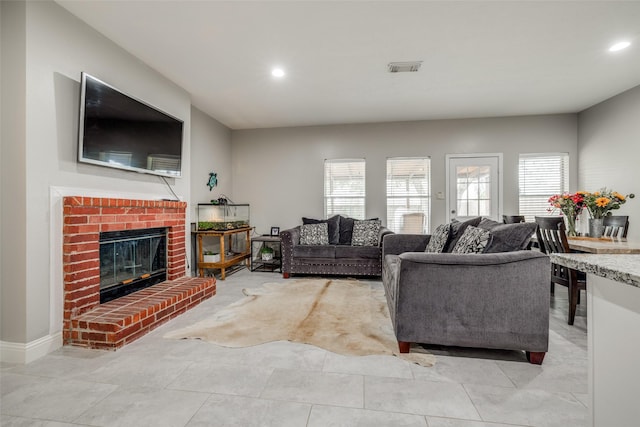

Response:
(197, 204), (250, 231)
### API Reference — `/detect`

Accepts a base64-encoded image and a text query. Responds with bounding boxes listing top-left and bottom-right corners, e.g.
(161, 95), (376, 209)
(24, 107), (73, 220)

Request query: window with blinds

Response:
(519, 153), (569, 222)
(324, 159), (366, 219)
(386, 157), (431, 233)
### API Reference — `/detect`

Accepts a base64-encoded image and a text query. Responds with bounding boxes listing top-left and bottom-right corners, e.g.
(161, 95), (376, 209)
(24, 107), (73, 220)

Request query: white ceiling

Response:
(56, 1), (640, 130)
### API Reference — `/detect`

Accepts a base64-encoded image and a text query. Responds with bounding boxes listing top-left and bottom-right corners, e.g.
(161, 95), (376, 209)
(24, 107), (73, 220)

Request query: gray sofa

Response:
(280, 221), (393, 278)
(382, 233), (551, 364)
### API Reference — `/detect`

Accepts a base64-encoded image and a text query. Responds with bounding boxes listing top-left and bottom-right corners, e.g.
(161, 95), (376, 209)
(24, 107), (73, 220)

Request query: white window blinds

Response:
(386, 157), (431, 233)
(324, 159), (366, 219)
(519, 153), (569, 222)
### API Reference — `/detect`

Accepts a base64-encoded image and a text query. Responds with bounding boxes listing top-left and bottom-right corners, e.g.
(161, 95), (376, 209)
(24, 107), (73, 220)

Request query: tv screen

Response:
(78, 72), (183, 178)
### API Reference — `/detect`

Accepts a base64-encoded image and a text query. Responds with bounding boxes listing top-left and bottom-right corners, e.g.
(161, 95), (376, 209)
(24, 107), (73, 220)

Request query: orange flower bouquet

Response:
(581, 188), (634, 237)
(583, 189), (634, 219)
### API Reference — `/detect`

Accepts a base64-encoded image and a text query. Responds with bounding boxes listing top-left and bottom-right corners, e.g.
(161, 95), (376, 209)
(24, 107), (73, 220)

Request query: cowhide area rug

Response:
(164, 279), (435, 367)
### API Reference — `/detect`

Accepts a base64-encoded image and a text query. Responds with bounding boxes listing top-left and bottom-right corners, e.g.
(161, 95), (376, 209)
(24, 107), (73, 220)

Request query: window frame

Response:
(386, 157), (431, 233)
(324, 158), (366, 219)
(518, 152), (570, 222)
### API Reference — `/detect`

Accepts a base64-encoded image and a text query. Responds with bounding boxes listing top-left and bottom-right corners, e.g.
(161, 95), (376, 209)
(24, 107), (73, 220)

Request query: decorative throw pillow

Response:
(443, 216), (483, 252)
(425, 223), (451, 253)
(477, 217), (501, 229)
(302, 215), (341, 244)
(351, 219), (381, 246)
(478, 220), (538, 253)
(451, 225), (492, 254)
(300, 223), (329, 245)
(338, 215), (356, 245)
(338, 216), (379, 245)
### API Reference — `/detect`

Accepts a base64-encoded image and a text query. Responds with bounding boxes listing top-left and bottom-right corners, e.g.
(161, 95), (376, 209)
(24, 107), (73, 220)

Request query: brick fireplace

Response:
(62, 196), (215, 349)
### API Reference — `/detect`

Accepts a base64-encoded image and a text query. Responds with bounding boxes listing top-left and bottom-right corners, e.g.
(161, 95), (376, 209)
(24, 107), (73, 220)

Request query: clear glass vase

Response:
(565, 214), (578, 237)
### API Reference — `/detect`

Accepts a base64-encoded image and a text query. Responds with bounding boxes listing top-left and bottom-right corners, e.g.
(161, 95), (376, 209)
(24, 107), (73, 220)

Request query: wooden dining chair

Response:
(503, 215), (526, 224)
(603, 215), (629, 238)
(534, 216), (586, 325)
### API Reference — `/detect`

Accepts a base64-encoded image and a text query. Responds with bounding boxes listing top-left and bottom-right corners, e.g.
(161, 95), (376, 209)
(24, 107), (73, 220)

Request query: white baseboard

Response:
(0, 332), (62, 364)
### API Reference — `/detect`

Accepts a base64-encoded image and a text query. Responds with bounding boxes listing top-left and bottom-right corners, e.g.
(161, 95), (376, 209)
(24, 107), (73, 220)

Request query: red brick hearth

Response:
(62, 196), (216, 349)
(71, 277), (215, 349)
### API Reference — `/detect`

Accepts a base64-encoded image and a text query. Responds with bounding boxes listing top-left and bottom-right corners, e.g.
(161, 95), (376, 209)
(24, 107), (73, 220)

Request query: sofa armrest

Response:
(280, 226), (301, 247)
(280, 226), (300, 275)
(378, 226), (394, 247)
(382, 233), (431, 257)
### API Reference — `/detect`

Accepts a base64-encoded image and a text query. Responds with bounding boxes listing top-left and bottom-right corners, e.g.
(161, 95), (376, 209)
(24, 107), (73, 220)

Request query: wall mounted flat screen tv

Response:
(78, 72), (183, 178)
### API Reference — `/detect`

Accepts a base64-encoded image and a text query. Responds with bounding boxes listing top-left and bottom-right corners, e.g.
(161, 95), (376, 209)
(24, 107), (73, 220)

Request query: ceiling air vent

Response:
(387, 61), (423, 73)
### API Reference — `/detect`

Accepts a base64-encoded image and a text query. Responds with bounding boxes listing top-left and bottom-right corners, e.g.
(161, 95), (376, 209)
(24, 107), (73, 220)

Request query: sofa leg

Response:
(282, 272), (290, 279)
(398, 341), (411, 353)
(526, 351), (546, 365)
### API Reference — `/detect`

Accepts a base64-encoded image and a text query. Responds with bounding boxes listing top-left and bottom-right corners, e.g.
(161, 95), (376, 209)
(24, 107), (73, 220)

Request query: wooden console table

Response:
(196, 227), (252, 279)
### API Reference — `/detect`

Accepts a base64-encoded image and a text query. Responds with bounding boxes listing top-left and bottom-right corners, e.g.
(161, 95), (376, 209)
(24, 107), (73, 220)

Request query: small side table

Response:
(196, 227), (252, 280)
(251, 236), (282, 273)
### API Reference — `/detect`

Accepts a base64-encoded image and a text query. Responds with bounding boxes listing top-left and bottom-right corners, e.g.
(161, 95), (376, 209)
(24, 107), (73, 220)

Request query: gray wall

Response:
(231, 114), (578, 234)
(578, 85), (640, 240)
(190, 106), (233, 220)
(1, 1), (192, 349)
(1, 1), (28, 345)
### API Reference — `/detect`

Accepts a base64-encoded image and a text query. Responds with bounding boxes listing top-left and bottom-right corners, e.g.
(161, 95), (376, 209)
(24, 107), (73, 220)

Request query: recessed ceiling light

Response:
(609, 41), (631, 52)
(271, 68), (285, 78)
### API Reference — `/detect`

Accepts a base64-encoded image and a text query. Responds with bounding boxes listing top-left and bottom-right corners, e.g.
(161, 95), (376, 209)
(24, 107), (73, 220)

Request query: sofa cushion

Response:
(444, 216), (482, 252)
(300, 223), (329, 245)
(478, 218), (538, 253)
(351, 219), (381, 246)
(302, 215), (340, 245)
(335, 245), (381, 259)
(292, 244), (336, 258)
(451, 225), (491, 254)
(425, 223), (451, 253)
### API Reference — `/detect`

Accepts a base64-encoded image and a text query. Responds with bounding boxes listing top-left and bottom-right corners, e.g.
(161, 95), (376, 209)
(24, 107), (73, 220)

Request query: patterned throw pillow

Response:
(425, 223), (451, 253)
(451, 226), (491, 254)
(443, 217), (483, 252)
(351, 219), (381, 246)
(300, 223), (329, 245)
(302, 215), (341, 244)
(338, 216), (379, 245)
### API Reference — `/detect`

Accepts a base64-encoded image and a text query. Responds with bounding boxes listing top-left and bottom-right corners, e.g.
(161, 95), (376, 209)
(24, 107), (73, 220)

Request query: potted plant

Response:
(203, 250), (220, 263)
(260, 245), (274, 261)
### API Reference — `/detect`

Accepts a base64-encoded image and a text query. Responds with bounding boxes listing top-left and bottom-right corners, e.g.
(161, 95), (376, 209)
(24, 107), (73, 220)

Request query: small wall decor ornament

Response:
(207, 172), (218, 191)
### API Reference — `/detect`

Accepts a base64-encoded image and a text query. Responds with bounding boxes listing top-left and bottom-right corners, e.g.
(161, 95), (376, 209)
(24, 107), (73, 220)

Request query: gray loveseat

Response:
(280, 216), (393, 278)
(382, 231), (551, 364)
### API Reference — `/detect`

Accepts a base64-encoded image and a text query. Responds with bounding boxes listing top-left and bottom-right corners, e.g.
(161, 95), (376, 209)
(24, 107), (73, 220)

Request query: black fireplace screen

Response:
(99, 227), (167, 303)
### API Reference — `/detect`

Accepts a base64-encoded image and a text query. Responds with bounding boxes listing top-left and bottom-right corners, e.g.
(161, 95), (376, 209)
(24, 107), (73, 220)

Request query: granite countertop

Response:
(550, 253), (640, 289)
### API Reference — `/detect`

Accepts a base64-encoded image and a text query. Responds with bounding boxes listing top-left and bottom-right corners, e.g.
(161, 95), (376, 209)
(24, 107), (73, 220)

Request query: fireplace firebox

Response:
(99, 227), (167, 303)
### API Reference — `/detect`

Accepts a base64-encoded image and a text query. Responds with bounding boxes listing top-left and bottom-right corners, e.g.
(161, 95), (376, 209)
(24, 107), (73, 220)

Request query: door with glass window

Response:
(446, 154), (501, 222)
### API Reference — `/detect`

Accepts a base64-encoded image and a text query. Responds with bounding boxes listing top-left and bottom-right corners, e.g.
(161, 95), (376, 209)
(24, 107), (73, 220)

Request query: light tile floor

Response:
(1, 270), (588, 427)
